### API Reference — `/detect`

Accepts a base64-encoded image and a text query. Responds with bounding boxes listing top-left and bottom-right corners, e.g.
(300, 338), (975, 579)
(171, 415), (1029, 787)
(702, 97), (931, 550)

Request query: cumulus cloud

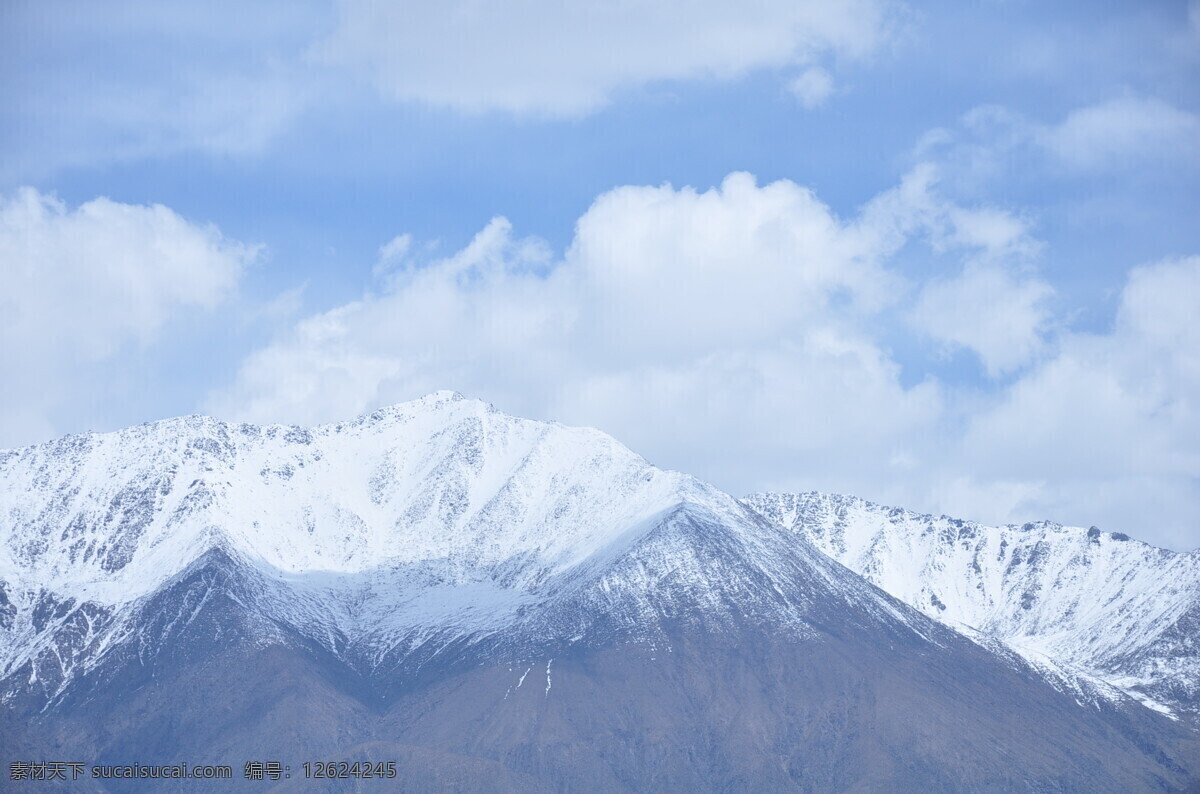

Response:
(198, 170), (974, 517)
(566, 172), (899, 358)
(205, 172), (1199, 549)
(0, 188), (257, 445)
(902, 257), (1200, 549)
(206, 172), (936, 486)
(315, 0), (893, 116)
(954, 257), (1200, 549)
(911, 265), (1054, 378)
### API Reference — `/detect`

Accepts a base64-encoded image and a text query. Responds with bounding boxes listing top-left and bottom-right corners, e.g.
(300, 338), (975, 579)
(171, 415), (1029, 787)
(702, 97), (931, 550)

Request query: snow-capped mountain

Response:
(2, 394), (1198, 790)
(1, 391), (882, 701)
(743, 491), (1200, 722)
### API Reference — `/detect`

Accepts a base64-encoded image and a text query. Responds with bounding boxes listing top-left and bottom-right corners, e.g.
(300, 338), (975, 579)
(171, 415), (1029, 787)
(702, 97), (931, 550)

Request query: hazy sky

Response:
(2, 0), (1198, 549)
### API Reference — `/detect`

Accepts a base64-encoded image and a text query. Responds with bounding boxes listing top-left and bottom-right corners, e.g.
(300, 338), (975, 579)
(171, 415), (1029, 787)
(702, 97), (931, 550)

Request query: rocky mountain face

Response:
(2, 393), (1199, 791)
(743, 491), (1200, 725)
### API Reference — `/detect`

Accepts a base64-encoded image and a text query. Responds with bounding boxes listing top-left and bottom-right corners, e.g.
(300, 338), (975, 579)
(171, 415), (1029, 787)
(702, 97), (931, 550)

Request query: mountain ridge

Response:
(743, 490), (1200, 724)
(3, 394), (1199, 790)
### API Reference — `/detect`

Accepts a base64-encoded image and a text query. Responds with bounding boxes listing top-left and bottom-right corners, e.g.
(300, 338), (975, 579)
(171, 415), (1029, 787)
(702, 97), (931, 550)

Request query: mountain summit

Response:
(2, 395), (1198, 790)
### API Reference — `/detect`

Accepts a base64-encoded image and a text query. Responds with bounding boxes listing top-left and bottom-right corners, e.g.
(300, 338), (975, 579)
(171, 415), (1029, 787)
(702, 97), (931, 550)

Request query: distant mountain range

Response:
(743, 491), (1200, 725)
(2, 392), (1198, 791)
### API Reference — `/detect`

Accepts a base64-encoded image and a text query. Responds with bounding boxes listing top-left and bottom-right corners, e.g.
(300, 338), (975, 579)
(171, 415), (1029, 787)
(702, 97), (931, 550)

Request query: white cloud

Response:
(858, 164), (1054, 378)
(0, 188), (256, 445)
(206, 171), (935, 484)
(916, 97), (1200, 185)
(788, 67), (835, 108)
(566, 172), (899, 359)
(198, 171), (938, 511)
(911, 264), (1054, 377)
(957, 257), (1200, 548)
(315, 0), (893, 116)
(2, 0), (324, 179)
(6, 0), (898, 177)
(1040, 96), (1200, 171)
(372, 233), (412, 279)
(206, 175), (1199, 550)
(942, 206), (1038, 260)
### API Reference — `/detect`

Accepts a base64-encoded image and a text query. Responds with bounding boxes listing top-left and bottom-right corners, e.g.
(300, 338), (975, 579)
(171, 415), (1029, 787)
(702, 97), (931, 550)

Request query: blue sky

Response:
(2, 0), (1198, 548)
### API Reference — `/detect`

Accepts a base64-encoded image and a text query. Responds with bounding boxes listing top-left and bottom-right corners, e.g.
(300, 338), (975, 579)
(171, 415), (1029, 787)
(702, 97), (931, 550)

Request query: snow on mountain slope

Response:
(742, 491), (1200, 720)
(0, 393), (938, 704)
(2, 392), (676, 594)
(8, 394), (1200, 791)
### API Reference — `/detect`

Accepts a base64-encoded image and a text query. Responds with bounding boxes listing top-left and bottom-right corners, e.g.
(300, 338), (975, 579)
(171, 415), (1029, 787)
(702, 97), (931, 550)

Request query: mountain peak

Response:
(0, 397), (692, 620)
(350, 390), (475, 424)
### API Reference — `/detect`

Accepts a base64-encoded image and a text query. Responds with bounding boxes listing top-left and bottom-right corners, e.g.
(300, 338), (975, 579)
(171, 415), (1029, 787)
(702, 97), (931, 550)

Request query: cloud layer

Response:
(317, 0), (892, 116)
(0, 188), (256, 445)
(3, 0), (897, 178)
(918, 96), (1200, 190)
(2, 0), (322, 179)
(206, 172), (1200, 550)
